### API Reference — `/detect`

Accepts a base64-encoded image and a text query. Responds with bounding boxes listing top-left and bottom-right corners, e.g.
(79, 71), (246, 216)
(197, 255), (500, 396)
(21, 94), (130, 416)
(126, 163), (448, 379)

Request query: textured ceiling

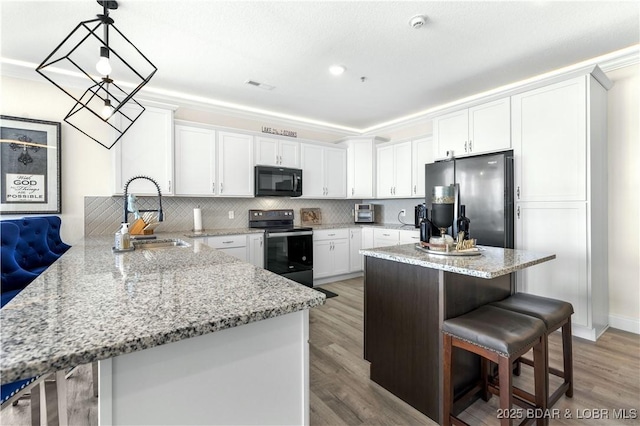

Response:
(1, 1), (639, 132)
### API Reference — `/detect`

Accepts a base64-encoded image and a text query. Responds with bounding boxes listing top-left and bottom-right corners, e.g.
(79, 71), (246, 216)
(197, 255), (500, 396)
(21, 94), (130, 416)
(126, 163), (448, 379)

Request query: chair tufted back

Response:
(31, 216), (71, 255)
(1, 221), (38, 307)
(5, 218), (60, 275)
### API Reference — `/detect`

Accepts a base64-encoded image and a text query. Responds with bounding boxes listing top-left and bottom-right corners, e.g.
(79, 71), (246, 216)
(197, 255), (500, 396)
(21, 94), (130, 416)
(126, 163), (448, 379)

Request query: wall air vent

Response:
(245, 80), (275, 90)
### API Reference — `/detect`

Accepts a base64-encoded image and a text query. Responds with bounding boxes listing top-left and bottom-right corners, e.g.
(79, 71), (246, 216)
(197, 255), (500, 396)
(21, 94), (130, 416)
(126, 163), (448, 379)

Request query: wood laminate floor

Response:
(2, 277), (639, 425)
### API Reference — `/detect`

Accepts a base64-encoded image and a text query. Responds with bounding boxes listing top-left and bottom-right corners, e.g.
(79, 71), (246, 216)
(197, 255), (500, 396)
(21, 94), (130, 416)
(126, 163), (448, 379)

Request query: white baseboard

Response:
(314, 271), (363, 286)
(609, 314), (640, 335)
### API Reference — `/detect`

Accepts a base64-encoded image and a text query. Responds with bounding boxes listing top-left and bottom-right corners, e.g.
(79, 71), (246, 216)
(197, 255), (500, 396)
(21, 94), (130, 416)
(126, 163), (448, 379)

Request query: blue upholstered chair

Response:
(1, 371), (68, 424)
(1, 221), (39, 308)
(6, 218), (60, 275)
(31, 216), (71, 255)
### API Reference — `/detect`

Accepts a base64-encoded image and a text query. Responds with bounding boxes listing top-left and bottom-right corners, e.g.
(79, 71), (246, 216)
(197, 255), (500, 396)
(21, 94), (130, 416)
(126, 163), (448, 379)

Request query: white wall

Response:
(606, 65), (640, 332)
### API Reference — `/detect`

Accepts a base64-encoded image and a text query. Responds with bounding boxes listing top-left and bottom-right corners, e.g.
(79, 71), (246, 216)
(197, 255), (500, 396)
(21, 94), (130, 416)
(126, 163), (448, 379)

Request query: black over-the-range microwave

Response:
(254, 165), (303, 197)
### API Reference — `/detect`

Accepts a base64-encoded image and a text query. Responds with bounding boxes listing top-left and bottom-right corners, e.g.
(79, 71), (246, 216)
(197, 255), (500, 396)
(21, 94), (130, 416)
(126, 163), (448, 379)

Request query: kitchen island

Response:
(360, 244), (555, 423)
(1, 234), (325, 425)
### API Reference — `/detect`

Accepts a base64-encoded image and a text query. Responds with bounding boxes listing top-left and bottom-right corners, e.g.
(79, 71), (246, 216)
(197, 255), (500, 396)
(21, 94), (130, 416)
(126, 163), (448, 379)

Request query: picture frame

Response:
(0, 115), (61, 214)
(300, 208), (322, 226)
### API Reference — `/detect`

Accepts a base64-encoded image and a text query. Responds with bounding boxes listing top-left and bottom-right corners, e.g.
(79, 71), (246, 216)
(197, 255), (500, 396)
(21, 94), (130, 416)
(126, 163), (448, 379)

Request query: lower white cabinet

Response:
(349, 228), (363, 272)
(373, 229), (400, 247)
(313, 229), (350, 279)
(362, 228), (374, 250)
(399, 229), (420, 244)
(248, 233), (265, 268)
(205, 235), (248, 262)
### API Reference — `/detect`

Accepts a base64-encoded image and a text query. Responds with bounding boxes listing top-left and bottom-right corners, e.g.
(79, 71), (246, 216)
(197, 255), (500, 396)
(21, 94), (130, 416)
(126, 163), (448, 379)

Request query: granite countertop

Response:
(184, 227), (264, 238)
(360, 244), (555, 279)
(183, 223), (419, 235)
(0, 233), (325, 384)
(310, 223), (419, 231)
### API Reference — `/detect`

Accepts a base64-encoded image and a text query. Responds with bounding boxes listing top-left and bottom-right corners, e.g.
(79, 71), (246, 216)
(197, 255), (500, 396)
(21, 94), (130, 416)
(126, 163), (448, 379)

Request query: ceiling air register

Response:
(36, 0), (157, 149)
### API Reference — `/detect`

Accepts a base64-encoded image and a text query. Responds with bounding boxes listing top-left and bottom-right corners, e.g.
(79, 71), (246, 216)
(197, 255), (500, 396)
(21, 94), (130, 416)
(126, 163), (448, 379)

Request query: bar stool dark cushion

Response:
(442, 305), (546, 357)
(491, 293), (573, 330)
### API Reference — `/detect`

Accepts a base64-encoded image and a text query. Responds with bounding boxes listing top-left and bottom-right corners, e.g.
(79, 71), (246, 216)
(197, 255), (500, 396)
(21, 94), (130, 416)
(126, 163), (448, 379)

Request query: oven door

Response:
(265, 230), (313, 287)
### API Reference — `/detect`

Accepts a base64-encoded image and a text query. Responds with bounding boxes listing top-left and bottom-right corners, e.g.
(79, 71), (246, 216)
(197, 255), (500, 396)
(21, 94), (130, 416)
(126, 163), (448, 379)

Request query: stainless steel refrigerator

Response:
(424, 151), (514, 248)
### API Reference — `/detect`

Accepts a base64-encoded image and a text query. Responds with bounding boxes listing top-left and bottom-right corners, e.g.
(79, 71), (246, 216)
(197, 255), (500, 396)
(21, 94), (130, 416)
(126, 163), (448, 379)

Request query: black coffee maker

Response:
(414, 203), (427, 228)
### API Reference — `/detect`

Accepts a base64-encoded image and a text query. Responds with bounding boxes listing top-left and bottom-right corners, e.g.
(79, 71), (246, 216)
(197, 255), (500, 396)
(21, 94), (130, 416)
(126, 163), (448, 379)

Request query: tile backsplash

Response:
(84, 196), (361, 235)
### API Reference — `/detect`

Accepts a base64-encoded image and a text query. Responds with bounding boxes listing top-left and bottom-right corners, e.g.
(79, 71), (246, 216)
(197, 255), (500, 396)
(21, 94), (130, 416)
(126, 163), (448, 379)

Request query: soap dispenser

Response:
(120, 222), (130, 249)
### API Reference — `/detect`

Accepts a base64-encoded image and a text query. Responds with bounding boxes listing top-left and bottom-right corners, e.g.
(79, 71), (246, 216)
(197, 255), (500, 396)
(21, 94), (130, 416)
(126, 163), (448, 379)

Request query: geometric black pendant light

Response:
(36, 0), (157, 149)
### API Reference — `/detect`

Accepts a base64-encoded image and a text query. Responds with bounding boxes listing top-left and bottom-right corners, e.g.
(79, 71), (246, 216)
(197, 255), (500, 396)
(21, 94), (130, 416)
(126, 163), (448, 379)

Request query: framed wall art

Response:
(0, 115), (61, 214)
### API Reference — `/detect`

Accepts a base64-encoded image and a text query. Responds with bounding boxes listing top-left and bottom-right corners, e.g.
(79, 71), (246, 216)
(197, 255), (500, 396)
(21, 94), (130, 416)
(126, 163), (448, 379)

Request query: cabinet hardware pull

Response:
(223, 241), (233, 244)
(469, 140), (472, 151)
(414, 185), (416, 194)
(328, 233), (335, 236)
(517, 186), (520, 199)
(220, 183), (223, 193)
(464, 141), (468, 153)
(383, 233), (390, 236)
(168, 180), (172, 192)
(260, 239), (263, 247)
(352, 188), (354, 196)
(212, 182), (215, 193)
(517, 206), (520, 218)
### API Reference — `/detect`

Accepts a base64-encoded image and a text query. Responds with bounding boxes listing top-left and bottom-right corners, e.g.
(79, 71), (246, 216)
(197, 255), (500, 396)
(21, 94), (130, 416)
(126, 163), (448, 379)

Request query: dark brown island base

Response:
(360, 244), (555, 423)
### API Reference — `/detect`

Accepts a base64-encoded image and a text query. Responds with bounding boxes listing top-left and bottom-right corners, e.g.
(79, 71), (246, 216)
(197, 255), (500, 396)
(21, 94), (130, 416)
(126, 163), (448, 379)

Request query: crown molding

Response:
(3, 44), (638, 138)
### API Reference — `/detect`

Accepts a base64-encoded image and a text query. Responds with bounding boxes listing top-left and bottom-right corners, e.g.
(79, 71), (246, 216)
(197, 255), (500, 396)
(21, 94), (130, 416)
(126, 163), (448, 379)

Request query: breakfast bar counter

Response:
(360, 244), (555, 423)
(1, 233), (325, 425)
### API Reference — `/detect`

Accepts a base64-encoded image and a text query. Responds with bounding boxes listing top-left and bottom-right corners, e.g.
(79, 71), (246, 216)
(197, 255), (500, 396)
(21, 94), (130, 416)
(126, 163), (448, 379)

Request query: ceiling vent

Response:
(245, 80), (275, 90)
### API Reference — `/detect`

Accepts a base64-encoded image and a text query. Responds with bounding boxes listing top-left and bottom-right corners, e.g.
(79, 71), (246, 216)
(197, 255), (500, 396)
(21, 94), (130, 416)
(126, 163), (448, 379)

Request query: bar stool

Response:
(491, 293), (573, 407)
(442, 305), (547, 426)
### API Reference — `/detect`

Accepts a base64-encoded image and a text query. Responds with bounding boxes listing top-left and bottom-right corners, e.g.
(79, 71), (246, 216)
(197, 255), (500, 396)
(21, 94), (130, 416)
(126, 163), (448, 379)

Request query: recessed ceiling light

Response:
(245, 80), (275, 90)
(329, 65), (346, 76)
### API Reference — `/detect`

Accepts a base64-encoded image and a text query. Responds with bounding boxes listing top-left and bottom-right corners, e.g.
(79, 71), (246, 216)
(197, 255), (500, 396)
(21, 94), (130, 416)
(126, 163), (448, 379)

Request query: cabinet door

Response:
(512, 77), (587, 202)
(373, 229), (399, 247)
(313, 240), (333, 279)
(113, 105), (174, 195)
(300, 144), (325, 197)
(434, 109), (468, 159)
(254, 137), (279, 166)
(347, 139), (374, 198)
(376, 145), (395, 198)
(324, 147), (347, 198)
(248, 234), (264, 268)
(468, 97), (511, 155)
(175, 125), (216, 196)
(218, 132), (253, 196)
(393, 142), (413, 197)
(332, 239), (350, 276)
(516, 202), (588, 327)
(411, 137), (433, 198)
(279, 140), (300, 168)
(362, 227), (374, 250)
(399, 229), (420, 245)
(349, 228), (363, 272)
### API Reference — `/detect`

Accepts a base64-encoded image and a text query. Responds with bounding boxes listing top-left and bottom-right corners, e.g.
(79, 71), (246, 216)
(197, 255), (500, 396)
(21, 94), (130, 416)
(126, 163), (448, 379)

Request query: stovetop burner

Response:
(248, 209), (311, 231)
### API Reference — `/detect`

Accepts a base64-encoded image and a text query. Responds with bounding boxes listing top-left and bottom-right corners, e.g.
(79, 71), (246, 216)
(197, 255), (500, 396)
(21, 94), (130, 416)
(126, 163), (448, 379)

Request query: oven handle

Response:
(267, 231), (313, 238)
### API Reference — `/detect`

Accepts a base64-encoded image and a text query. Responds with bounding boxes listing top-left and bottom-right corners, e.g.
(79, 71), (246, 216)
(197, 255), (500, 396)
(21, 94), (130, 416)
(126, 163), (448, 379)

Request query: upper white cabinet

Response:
(512, 78), (587, 202)
(434, 97), (511, 160)
(300, 144), (347, 198)
(411, 137), (434, 198)
(255, 136), (299, 168)
(513, 73), (610, 341)
(174, 124), (216, 196)
(113, 105), (174, 195)
(343, 137), (380, 199)
(218, 131), (254, 197)
(376, 141), (412, 198)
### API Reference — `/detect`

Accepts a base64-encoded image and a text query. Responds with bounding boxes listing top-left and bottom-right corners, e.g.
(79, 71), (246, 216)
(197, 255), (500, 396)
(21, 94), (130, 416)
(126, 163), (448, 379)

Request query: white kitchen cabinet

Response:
(113, 105), (174, 195)
(399, 229), (420, 245)
(349, 227), (363, 272)
(248, 233), (264, 268)
(411, 137), (434, 198)
(373, 228), (400, 247)
(343, 137), (381, 198)
(362, 227), (374, 250)
(217, 131), (254, 197)
(205, 235), (248, 261)
(513, 72), (610, 341)
(174, 124), (216, 196)
(313, 229), (349, 279)
(434, 97), (510, 160)
(300, 144), (347, 198)
(255, 136), (299, 168)
(376, 141), (412, 198)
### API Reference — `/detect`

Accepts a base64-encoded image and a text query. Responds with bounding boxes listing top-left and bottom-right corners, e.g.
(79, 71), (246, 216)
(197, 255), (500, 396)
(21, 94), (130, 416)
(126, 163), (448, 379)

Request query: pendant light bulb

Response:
(96, 46), (112, 76)
(101, 99), (114, 119)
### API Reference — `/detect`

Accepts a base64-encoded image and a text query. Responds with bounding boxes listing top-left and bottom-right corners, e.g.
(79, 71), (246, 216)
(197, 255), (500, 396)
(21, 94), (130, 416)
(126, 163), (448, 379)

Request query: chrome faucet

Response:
(123, 175), (164, 224)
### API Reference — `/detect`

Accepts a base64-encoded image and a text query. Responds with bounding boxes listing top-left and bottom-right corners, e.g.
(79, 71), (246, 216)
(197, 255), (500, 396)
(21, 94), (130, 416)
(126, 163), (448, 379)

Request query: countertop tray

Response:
(414, 243), (482, 257)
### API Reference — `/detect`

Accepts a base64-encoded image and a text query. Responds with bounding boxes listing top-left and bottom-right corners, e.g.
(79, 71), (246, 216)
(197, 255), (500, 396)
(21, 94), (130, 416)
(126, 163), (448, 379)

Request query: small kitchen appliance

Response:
(354, 203), (376, 223)
(249, 209), (313, 287)
(254, 166), (303, 197)
(429, 185), (456, 247)
(414, 203), (427, 228)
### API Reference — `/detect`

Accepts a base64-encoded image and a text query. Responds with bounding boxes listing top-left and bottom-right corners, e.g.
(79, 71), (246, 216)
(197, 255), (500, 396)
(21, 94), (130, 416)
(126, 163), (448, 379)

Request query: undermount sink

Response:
(132, 238), (190, 250)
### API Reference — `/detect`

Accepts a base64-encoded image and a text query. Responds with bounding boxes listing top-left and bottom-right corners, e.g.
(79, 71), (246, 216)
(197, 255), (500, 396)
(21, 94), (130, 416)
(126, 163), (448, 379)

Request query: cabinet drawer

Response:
(206, 235), (247, 249)
(399, 229), (420, 244)
(313, 228), (349, 241)
(373, 228), (399, 240)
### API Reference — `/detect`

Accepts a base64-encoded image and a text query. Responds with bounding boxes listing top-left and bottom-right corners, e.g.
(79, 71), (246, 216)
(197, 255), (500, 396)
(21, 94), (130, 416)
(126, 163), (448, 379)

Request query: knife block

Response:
(129, 218), (151, 235)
